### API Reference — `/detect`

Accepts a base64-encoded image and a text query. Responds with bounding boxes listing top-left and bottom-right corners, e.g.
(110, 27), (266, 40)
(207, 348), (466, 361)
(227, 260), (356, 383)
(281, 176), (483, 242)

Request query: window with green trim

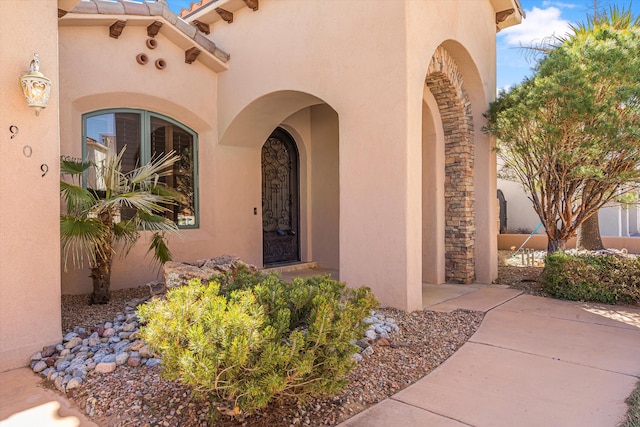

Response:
(83, 109), (198, 228)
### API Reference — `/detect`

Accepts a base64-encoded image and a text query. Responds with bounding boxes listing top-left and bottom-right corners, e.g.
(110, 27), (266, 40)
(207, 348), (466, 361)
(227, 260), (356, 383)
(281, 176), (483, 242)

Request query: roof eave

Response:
(60, 2), (229, 72)
(491, 0), (525, 32)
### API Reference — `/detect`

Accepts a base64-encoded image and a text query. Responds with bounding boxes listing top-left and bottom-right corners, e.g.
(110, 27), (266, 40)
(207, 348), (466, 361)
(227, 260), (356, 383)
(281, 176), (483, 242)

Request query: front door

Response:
(262, 128), (300, 265)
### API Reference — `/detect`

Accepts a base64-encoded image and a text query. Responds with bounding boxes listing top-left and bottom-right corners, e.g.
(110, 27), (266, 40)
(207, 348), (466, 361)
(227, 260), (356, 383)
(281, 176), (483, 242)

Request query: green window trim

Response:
(82, 108), (199, 229)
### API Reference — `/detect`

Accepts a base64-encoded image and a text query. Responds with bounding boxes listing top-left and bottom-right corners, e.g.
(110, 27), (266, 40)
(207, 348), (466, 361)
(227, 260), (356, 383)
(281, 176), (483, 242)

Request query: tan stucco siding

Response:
(210, 0), (499, 309)
(0, 0), (62, 371)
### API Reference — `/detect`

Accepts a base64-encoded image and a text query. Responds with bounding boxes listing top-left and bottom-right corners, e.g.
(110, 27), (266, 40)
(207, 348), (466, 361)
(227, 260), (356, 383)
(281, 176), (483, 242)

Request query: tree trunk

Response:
(547, 238), (566, 253)
(576, 211), (604, 251)
(90, 248), (113, 304)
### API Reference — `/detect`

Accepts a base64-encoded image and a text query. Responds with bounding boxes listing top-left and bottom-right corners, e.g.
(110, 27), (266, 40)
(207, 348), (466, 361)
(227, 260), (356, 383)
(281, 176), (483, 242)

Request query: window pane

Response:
(85, 113), (115, 191)
(114, 113), (142, 174)
(150, 116), (196, 227)
(83, 110), (197, 228)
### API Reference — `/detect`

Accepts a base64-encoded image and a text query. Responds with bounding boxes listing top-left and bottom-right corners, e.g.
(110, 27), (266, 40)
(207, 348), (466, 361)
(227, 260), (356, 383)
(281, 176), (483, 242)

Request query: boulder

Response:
(163, 255), (256, 289)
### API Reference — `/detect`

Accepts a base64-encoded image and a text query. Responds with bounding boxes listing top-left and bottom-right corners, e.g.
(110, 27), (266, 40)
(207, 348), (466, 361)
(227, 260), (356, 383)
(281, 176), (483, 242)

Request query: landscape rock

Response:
(42, 345), (57, 358)
(146, 358), (162, 367)
(32, 361), (47, 373)
(361, 345), (374, 358)
(139, 345), (153, 359)
(95, 362), (116, 374)
(163, 255), (257, 289)
(67, 377), (82, 390)
(115, 352), (129, 366)
(65, 337), (82, 349)
(127, 357), (140, 367)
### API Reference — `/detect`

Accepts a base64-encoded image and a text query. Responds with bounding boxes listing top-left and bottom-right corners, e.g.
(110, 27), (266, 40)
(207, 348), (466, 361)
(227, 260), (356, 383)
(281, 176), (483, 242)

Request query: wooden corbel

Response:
(109, 20), (126, 39)
(216, 8), (233, 23)
(243, 0), (259, 11)
(496, 8), (515, 24)
(147, 21), (163, 38)
(185, 47), (201, 64)
(192, 20), (210, 34)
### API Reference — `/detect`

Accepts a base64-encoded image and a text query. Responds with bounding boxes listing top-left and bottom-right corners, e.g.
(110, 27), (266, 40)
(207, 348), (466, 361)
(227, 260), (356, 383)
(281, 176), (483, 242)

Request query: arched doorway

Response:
(262, 127), (300, 265)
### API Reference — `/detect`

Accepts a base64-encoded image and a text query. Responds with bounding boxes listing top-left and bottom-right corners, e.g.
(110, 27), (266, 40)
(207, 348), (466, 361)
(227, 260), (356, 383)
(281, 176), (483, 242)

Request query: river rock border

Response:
(32, 257), (399, 393)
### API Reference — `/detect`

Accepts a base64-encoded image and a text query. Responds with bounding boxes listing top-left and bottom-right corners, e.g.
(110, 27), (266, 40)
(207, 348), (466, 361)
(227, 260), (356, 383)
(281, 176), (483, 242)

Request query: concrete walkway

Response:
(0, 367), (97, 427)
(1, 282), (639, 427)
(341, 288), (640, 427)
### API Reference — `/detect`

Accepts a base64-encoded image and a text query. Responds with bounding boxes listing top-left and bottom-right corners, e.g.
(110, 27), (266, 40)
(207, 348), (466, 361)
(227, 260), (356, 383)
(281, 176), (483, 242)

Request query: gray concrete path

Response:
(341, 290), (640, 427)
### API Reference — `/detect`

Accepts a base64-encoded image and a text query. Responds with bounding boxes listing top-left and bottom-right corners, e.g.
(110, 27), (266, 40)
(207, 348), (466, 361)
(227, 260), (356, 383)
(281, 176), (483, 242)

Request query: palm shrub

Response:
(137, 272), (378, 416)
(60, 148), (180, 304)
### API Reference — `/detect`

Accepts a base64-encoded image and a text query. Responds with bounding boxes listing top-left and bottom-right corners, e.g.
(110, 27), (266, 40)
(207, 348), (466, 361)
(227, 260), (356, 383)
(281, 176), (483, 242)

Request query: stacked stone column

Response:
(426, 47), (475, 284)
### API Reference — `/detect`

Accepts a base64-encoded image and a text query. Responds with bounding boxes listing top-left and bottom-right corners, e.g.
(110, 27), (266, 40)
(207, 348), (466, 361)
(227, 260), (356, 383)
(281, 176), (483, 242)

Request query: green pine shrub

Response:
(137, 271), (378, 416)
(543, 252), (640, 305)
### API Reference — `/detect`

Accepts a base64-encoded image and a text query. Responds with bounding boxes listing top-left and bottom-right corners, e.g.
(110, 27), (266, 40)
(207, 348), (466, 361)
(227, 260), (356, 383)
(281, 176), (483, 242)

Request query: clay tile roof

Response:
(67, 0), (229, 64)
(179, 0), (216, 18)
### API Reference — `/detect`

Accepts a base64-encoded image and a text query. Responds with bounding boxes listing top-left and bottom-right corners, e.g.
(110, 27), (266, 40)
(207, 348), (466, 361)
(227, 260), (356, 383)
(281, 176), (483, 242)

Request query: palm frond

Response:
(60, 215), (110, 270)
(147, 232), (173, 273)
(98, 148), (128, 197)
(101, 192), (175, 215)
(128, 151), (180, 187)
(113, 219), (138, 238)
(149, 185), (181, 200)
(112, 220), (141, 260)
(61, 181), (97, 214)
(61, 157), (92, 174)
(137, 210), (180, 234)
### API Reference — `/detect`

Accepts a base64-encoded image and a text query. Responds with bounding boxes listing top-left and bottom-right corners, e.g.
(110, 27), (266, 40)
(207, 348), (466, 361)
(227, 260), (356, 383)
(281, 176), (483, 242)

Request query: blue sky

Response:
(166, 0), (639, 91)
(498, 0), (640, 91)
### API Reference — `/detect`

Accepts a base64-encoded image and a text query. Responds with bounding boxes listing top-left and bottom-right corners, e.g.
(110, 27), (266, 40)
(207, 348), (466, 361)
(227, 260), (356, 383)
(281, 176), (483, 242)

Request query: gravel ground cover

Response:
(54, 287), (483, 427)
(50, 253), (555, 427)
(496, 250), (546, 296)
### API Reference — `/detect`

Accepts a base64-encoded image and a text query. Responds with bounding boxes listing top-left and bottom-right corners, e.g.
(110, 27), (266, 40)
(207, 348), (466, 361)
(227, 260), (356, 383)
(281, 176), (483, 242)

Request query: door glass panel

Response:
(262, 128), (299, 265)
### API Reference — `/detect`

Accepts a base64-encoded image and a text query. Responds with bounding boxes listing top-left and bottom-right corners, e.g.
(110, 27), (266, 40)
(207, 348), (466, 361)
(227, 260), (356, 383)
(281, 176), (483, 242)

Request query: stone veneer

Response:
(426, 46), (475, 284)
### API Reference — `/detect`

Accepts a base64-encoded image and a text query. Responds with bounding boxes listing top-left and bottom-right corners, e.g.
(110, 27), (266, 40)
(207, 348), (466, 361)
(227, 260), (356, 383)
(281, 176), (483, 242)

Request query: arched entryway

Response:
(261, 128), (300, 265)
(218, 91), (340, 270)
(423, 45), (476, 284)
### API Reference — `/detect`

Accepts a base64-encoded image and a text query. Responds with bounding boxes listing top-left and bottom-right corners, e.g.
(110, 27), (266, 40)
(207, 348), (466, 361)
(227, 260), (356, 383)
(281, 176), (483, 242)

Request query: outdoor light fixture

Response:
(19, 53), (51, 116)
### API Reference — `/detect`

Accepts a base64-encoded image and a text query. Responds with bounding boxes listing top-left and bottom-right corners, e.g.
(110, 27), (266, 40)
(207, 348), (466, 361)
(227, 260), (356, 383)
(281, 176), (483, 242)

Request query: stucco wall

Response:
(310, 104), (340, 270)
(209, 0), (499, 310)
(0, 0), (62, 371)
(498, 177), (640, 237)
(498, 234), (640, 254)
(59, 23), (226, 293)
(58, 0), (502, 312)
(58, 22), (340, 294)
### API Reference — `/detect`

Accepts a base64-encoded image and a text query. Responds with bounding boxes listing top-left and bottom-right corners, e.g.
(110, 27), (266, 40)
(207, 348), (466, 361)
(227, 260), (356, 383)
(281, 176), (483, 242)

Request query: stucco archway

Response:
(220, 92), (340, 270)
(423, 46), (476, 284)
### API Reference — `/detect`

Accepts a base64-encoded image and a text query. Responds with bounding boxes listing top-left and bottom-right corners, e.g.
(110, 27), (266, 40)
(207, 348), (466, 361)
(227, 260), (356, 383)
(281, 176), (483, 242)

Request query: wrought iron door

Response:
(262, 128), (300, 265)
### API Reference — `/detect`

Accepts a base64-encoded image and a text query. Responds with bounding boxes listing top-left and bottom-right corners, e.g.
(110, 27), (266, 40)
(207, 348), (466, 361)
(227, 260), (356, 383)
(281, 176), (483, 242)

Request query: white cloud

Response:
(500, 7), (572, 47)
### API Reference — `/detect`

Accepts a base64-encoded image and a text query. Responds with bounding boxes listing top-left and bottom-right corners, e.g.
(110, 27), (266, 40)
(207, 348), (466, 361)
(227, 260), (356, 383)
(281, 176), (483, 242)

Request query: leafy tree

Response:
(485, 7), (640, 253)
(60, 148), (180, 304)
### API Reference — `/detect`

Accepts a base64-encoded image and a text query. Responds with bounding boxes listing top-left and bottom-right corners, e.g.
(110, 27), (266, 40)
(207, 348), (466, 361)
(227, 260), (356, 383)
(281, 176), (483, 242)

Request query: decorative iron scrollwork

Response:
(262, 129), (299, 265)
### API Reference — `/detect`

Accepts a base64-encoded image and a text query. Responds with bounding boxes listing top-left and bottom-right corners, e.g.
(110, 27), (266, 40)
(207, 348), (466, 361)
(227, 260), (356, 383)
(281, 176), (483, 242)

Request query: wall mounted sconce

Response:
(19, 54), (51, 116)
